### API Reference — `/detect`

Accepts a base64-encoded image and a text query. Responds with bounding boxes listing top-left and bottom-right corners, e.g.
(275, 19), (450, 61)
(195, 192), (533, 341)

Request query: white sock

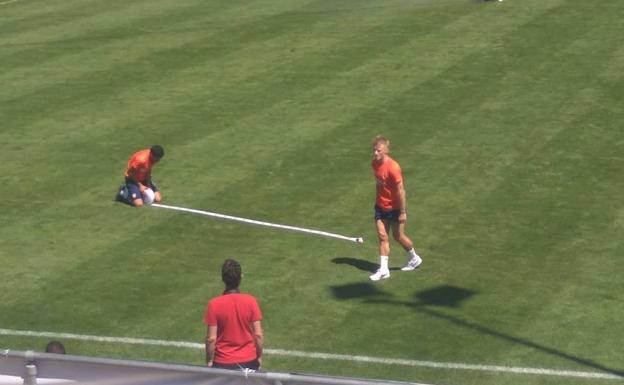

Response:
(407, 248), (421, 260)
(380, 256), (389, 271)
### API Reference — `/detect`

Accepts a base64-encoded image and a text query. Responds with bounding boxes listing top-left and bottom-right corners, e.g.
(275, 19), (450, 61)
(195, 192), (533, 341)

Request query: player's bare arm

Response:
(205, 326), (217, 366)
(252, 320), (264, 366)
(396, 181), (407, 223)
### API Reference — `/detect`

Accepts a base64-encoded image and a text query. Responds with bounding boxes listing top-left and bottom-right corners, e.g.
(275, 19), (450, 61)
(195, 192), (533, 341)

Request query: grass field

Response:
(1, 0), (624, 384)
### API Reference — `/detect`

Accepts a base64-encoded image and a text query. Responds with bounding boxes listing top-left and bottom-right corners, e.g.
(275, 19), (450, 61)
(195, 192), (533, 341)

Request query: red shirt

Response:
(372, 156), (403, 210)
(124, 149), (155, 182)
(204, 293), (262, 364)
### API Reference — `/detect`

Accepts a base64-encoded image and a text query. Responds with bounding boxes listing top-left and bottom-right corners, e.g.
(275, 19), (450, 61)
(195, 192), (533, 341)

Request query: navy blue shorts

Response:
(375, 205), (400, 222)
(125, 177), (158, 201)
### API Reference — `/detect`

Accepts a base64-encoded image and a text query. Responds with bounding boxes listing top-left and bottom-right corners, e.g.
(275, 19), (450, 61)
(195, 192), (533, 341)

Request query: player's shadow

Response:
(364, 284), (624, 378)
(331, 257), (405, 272)
(331, 257), (379, 272)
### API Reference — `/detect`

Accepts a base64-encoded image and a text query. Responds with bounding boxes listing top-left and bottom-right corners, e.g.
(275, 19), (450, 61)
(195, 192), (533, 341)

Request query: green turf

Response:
(1, 0), (623, 384)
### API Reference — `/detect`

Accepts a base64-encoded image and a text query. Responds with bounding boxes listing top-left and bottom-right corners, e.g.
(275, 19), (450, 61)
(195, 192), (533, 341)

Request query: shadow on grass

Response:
(331, 256), (407, 272)
(339, 284), (623, 378)
(330, 282), (389, 300)
(331, 257), (378, 272)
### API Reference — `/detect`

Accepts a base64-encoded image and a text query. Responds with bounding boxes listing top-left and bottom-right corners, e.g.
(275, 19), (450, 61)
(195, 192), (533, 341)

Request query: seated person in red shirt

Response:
(204, 259), (264, 371)
(116, 145), (164, 206)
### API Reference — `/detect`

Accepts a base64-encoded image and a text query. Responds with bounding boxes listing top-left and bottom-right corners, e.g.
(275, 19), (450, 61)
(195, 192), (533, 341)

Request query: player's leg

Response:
(370, 206), (392, 281)
(391, 221), (422, 271)
(126, 180), (145, 207)
(391, 221), (413, 250)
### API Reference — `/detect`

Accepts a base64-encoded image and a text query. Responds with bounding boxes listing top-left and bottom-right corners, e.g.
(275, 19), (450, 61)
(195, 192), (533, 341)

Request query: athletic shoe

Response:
(401, 256), (422, 271)
(114, 185), (129, 203)
(369, 269), (390, 281)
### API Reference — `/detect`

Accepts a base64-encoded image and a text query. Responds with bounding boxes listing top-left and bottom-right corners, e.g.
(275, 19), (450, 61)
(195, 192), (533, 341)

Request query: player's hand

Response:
(399, 212), (407, 223)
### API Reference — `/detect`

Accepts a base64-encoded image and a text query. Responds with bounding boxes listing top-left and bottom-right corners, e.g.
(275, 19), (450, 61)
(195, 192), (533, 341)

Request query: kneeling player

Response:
(116, 145), (164, 207)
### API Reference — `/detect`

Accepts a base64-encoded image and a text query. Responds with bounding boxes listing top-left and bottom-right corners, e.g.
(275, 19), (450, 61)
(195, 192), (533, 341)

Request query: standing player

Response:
(370, 136), (422, 281)
(116, 145), (165, 207)
(204, 259), (264, 371)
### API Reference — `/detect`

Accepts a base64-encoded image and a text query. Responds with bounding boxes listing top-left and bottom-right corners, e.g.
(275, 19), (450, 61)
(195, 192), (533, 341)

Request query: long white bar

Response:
(151, 203), (364, 244)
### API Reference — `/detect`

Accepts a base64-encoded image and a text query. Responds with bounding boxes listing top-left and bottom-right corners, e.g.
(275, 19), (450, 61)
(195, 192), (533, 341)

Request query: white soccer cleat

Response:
(401, 256), (422, 271)
(369, 269), (390, 281)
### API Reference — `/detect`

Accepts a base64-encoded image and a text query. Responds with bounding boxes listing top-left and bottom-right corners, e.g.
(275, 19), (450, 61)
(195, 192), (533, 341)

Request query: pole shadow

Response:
(362, 285), (624, 378)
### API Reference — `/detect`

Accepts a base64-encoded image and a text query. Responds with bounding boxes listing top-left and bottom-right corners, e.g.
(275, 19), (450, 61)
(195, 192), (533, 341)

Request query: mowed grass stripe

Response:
(0, 0), (564, 258)
(290, 0), (624, 366)
(2, 2), (617, 380)
(0, 0), (556, 234)
(0, 0), (310, 102)
(387, 5), (624, 369)
(0, 0), (580, 344)
(0, 0), (431, 145)
(0, 0), (237, 45)
(0, 2), (476, 201)
(0, 0), (576, 292)
(0, 0), (126, 36)
(389, 0), (623, 247)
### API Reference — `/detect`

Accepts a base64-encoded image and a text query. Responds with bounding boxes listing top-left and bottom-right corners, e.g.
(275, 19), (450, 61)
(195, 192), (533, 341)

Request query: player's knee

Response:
(154, 192), (162, 203)
(133, 199), (144, 207)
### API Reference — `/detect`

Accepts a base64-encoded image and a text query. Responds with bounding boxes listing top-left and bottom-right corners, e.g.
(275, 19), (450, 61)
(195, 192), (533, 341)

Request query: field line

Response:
(0, 0), (20, 5)
(0, 328), (621, 381)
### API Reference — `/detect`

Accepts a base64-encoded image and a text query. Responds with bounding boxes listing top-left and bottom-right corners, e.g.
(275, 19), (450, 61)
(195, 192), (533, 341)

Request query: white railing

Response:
(1, 350), (424, 385)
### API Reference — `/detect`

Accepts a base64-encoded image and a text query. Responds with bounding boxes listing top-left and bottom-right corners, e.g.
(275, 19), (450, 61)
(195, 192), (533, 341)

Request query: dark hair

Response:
(222, 259), (242, 290)
(45, 341), (66, 354)
(150, 145), (165, 159)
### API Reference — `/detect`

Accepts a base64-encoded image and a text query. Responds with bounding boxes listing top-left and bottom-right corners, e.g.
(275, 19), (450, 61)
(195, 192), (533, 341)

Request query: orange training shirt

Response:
(124, 149), (154, 182)
(372, 156), (402, 211)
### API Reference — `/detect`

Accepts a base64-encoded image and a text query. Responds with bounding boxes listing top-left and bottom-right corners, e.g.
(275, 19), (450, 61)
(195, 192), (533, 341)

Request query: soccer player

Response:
(117, 145), (165, 207)
(370, 135), (422, 281)
(204, 259), (264, 371)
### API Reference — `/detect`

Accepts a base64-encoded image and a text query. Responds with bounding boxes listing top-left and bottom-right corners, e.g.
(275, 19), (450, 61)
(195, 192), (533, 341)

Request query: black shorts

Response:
(374, 205), (400, 222)
(125, 177), (158, 201)
(212, 359), (260, 371)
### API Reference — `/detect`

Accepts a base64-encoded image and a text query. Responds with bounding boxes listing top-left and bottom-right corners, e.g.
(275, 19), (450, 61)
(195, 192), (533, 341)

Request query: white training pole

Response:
(151, 203), (364, 244)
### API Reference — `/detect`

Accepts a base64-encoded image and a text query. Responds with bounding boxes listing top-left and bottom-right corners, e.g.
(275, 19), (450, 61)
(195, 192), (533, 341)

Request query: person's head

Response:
(372, 135), (390, 162)
(150, 145), (165, 163)
(221, 259), (242, 291)
(45, 341), (65, 354)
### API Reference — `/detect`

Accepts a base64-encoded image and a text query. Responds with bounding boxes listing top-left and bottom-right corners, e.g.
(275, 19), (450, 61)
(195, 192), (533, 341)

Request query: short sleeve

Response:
(251, 297), (262, 322)
(389, 161), (403, 185)
(204, 301), (216, 326)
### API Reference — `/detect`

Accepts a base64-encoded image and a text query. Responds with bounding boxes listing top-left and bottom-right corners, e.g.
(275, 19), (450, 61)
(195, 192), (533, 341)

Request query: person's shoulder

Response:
(208, 294), (227, 305)
(388, 157), (401, 169)
(387, 157), (403, 178)
(129, 149), (148, 161)
(238, 293), (260, 303)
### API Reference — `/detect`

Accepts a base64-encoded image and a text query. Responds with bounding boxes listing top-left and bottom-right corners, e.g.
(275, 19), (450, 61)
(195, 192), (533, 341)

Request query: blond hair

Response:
(372, 135), (390, 148)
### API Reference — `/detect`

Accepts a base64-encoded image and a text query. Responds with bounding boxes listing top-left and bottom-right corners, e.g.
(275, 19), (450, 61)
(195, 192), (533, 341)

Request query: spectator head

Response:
(45, 341), (66, 354)
(222, 259), (242, 291)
